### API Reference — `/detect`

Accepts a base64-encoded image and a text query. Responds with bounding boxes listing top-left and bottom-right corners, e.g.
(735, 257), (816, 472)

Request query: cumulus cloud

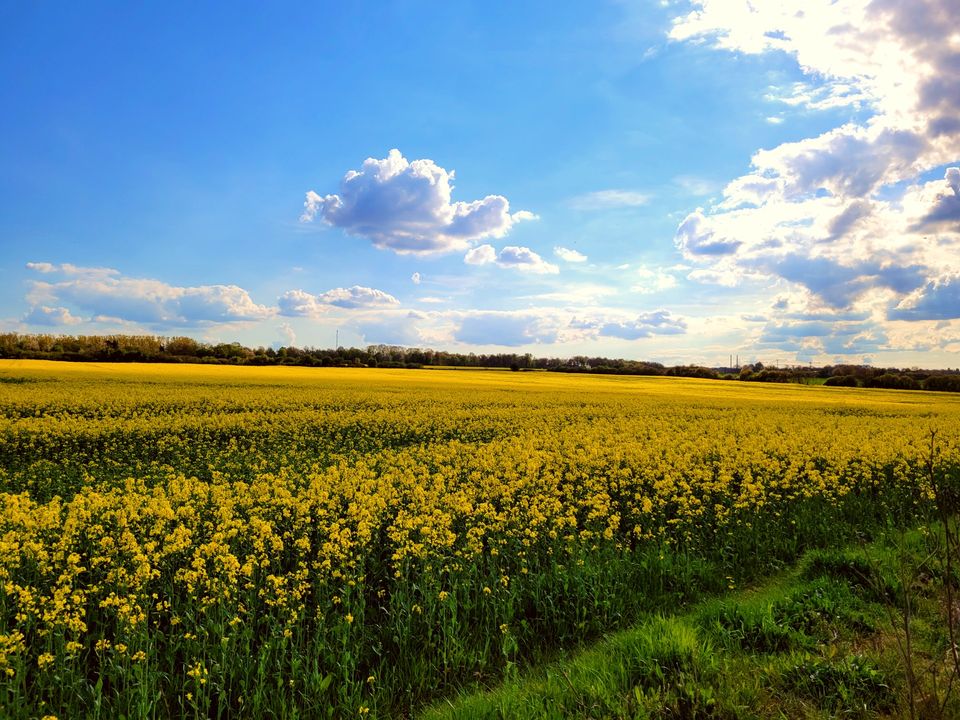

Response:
(464, 244), (497, 266)
(595, 311), (687, 340)
(675, 210), (741, 256)
(445, 307), (687, 347)
(300, 149), (535, 254)
(22, 305), (83, 327)
(670, 0), (960, 318)
(278, 286), (399, 317)
(455, 312), (560, 346)
(464, 245), (559, 274)
(632, 266), (678, 294)
(496, 246), (559, 274)
(358, 312), (426, 346)
(569, 189), (650, 210)
(911, 167), (960, 230)
(554, 246), (588, 263)
(755, 316), (889, 357)
(317, 286), (400, 309)
(948, 168), (960, 196)
(278, 322), (297, 347)
(25, 263), (273, 327)
(890, 275), (960, 321)
(24, 262), (57, 274)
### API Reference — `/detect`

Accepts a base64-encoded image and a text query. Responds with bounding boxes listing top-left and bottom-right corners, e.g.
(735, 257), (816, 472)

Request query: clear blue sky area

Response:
(2, 1), (957, 366)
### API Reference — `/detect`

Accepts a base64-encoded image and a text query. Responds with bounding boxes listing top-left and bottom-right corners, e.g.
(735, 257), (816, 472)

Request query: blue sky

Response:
(2, 1), (959, 366)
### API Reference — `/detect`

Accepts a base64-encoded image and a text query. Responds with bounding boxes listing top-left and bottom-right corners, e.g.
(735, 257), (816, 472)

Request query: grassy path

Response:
(423, 527), (958, 719)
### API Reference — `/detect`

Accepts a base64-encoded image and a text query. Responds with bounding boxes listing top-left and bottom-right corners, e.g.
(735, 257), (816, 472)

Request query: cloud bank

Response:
(26, 263), (273, 327)
(671, 0), (960, 326)
(22, 263), (402, 330)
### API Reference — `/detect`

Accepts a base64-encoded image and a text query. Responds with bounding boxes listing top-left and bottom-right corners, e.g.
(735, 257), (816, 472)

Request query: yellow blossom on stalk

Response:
(0, 361), (957, 716)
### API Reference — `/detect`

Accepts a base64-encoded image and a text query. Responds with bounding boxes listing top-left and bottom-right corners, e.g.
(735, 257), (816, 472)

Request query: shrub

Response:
(864, 373), (920, 390)
(923, 374), (960, 393)
(825, 375), (859, 387)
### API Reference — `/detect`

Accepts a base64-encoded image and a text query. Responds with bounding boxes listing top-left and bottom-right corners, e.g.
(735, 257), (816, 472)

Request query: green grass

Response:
(422, 526), (959, 720)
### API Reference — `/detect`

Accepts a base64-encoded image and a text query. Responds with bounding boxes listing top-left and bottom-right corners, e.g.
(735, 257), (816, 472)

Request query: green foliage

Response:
(801, 548), (901, 604)
(697, 601), (810, 653)
(780, 655), (896, 714)
(772, 580), (877, 638)
(923, 374), (960, 392)
(825, 375), (860, 387)
(864, 373), (921, 390)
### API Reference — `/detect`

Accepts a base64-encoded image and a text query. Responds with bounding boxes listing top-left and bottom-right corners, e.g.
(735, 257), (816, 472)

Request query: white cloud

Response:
(631, 266), (678, 294)
(411, 272), (421, 285)
(317, 286), (399, 309)
(948, 167), (960, 195)
(455, 311), (561, 346)
(278, 322), (297, 347)
(464, 244), (496, 266)
(766, 81), (871, 112)
(670, 0), (960, 318)
(569, 189), (651, 210)
(687, 267), (740, 287)
(25, 263), (273, 326)
(890, 274), (960, 321)
(520, 284), (618, 305)
(22, 305), (83, 327)
(300, 149), (535, 255)
(358, 312), (426, 346)
(24, 262), (57, 274)
(450, 307), (686, 347)
(572, 310), (688, 341)
(276, 289), (326, 318)
(673, 175), (721, 196)
(278, 286), (399, 317)
(496, 246), (559, 274)
(554, 246), (588, 263)
(464, 245), (559, 274)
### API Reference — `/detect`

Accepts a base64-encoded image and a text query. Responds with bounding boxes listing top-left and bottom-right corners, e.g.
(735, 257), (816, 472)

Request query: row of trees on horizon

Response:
(2, 332), (959, 391)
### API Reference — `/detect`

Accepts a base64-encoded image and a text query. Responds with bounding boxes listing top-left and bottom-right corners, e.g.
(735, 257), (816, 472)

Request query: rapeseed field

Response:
(1, 361), (956, 717)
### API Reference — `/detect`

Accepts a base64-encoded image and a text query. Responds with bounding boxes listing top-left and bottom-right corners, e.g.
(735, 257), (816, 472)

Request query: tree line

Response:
(1, 333), (958, 392)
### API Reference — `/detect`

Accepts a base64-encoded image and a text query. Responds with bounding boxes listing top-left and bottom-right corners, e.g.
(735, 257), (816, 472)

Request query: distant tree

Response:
(824, 375), (859, 387)
(923, 374), (960, 393)
(864, 374), (920, 390)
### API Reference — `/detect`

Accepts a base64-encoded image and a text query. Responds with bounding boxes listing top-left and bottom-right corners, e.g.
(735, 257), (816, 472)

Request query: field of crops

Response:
(1, 360), (958, 718)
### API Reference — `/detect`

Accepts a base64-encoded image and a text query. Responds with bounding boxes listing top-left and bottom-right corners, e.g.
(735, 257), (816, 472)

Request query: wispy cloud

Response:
(554, 246), (588, 263)
(568, 189), (650, 210)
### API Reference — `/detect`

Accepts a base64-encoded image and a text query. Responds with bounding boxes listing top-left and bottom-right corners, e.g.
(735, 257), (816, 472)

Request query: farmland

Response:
(1, 361), (958, 718)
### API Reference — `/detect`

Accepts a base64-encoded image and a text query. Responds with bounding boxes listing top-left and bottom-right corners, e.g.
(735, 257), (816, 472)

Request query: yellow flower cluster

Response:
(0, 360), (957, 715)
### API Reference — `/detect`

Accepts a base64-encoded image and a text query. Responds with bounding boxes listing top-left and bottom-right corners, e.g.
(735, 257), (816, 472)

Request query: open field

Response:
(1, 361), (959, 717)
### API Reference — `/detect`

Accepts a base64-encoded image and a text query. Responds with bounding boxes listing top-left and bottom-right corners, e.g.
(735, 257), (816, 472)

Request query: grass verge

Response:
(421, 525), (959, 719)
